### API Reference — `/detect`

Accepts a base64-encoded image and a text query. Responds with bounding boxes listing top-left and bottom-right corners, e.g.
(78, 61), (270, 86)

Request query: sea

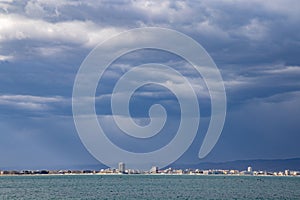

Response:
(0, 175), (299, 199)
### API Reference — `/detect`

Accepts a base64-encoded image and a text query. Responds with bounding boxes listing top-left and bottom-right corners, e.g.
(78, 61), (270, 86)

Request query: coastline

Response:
(1, 172), (299, 177)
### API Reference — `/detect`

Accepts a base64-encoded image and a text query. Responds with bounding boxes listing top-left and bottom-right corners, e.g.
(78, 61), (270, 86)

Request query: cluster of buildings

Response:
(1, 163), (300, 176)
(168, 166), (300, 176)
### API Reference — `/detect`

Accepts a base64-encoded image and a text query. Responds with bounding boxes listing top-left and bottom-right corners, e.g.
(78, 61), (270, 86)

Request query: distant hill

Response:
(170, 158), (300, 171)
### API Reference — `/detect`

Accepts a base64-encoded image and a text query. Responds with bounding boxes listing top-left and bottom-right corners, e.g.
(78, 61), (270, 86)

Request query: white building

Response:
(285, 170), (290, 176)
(247, 166), (252, 173)
(150, 166), (158, 174)
(118, 162), (125, 174)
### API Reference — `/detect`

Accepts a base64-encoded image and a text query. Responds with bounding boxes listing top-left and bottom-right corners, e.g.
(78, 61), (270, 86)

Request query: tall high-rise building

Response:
(150, 166), (158, 174)
(118, 162), (125, 174)
(285, 170), (290, 176)
(247, 166), (252, 173)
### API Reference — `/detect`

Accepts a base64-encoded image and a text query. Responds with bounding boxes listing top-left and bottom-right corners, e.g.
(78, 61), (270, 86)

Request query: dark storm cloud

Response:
(0, 0), (299, 168)
(224, 64), (300, 107)
(2, 0), (299, 67)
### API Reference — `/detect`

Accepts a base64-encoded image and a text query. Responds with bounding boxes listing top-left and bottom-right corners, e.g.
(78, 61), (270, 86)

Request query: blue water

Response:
(0, 175), (299, 199)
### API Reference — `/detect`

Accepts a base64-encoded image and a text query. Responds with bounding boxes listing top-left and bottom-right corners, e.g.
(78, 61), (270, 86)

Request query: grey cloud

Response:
(0, 0), (299, 167)
(1, 0), (299, 67)
(223, 64), (300, 107)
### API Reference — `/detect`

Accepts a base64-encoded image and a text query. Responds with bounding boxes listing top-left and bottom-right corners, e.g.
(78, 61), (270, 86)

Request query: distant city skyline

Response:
(0, 0), (299, 169)
(1, 163), (300, 177)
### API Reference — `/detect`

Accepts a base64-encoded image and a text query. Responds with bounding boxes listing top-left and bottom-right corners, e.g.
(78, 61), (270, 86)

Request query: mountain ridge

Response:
(170, 158), (300, 171)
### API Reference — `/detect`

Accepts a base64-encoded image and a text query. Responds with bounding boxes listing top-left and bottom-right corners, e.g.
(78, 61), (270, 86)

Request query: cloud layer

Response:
(0, 0), (299, 168)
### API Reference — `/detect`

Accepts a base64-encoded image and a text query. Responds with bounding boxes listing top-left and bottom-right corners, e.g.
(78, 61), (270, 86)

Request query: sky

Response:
(0, 0), (299, 170)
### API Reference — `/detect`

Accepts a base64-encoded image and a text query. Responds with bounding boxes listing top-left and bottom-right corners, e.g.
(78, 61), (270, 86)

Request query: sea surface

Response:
(0, 175), (299, 199)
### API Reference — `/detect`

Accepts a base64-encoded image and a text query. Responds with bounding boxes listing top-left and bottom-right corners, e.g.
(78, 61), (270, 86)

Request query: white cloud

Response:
(0, 94), (66, 110)
(263, 66), (300, 75)
(236, 19), (268, 41)
(0, 0), (14, 2)
(132, 0), (193, 23)
(251, 91), (300, 104)
(33, 46), (69, 57)
(25, 0), (47, 18)
(256, 0), (300, 19)
(26, 0), (82, 8)
(0, 54), (13, 61)
(0, 0), (14, 12)
(0, 14), (124, 48)
(192, 20), (229, 40)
